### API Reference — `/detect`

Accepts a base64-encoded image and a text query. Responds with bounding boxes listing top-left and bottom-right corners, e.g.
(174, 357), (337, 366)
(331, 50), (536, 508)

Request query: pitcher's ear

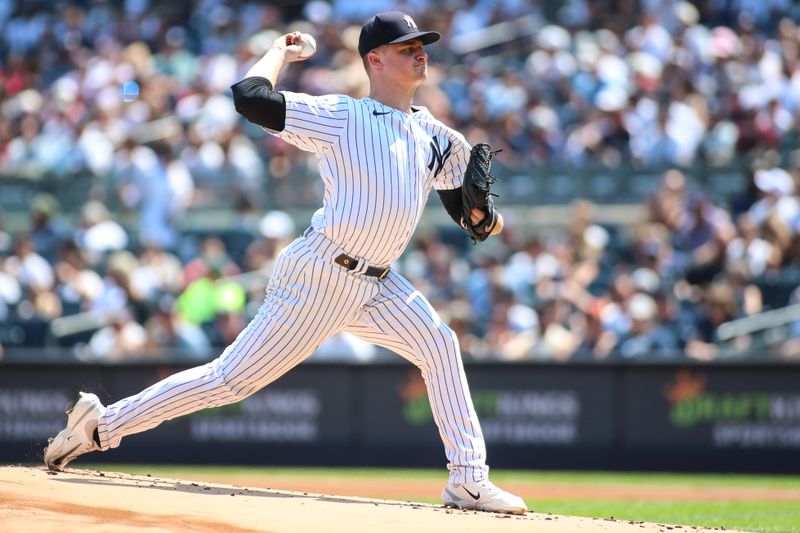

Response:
(368, 50), (382, 68)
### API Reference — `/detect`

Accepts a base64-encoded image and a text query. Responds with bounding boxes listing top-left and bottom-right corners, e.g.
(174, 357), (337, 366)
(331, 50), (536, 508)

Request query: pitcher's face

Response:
(371, 39), (428, 87)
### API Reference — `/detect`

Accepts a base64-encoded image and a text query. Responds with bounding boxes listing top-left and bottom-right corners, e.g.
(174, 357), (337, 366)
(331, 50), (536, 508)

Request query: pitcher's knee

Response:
(417, 323), (462, 368)
(439, 323), (461, 352)
(212, 358), (253, 402)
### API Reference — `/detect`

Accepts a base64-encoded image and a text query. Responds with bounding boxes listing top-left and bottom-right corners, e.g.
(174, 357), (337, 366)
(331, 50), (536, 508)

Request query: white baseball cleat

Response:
(44, 392), (105, 471)
(442, 479), (528, 515)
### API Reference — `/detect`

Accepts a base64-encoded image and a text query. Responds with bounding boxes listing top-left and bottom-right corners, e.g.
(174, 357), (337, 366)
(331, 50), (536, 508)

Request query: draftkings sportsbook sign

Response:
(626, 367), (800, 450)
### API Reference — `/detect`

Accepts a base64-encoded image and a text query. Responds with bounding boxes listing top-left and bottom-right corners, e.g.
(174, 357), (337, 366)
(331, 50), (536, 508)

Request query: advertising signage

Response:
(362, 366), (613, 448)
(624, 366), (800, 451)
(1, 362), (799, 472)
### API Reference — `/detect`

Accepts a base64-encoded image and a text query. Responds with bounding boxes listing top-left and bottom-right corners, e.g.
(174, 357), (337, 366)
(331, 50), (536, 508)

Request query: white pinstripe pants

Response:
(97, 230), (488, 483)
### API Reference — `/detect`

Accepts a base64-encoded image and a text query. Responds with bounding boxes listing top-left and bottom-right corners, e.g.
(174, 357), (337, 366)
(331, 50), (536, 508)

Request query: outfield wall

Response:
(2, 361), (799, 473)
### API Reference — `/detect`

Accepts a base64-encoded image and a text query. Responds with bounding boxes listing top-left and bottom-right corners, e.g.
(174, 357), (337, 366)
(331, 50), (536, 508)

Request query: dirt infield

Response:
(179, 471), (800, 503)
(0, 466), (754, 533)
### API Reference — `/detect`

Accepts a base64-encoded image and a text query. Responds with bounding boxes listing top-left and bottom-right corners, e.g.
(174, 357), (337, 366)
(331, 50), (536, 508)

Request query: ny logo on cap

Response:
(403, 14), (418, 29)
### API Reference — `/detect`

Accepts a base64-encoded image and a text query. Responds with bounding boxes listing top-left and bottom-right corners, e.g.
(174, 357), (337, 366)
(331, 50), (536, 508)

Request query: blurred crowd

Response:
(2, 1), (800, 204)
(1, 0), (800, 362)
(3, 161), (800, 362)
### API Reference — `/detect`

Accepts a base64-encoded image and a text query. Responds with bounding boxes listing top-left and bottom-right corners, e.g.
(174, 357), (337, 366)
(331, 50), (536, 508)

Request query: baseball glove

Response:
(462, 143), (501, 243)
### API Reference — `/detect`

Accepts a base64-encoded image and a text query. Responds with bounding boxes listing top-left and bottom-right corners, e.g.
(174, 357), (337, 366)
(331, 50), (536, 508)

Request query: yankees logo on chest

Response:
(427, 135), (452, 177)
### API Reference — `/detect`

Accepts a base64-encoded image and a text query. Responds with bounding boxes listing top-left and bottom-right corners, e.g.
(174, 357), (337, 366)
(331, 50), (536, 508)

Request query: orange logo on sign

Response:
(664, 369), (707, 405)
(398, 370), (427, 401)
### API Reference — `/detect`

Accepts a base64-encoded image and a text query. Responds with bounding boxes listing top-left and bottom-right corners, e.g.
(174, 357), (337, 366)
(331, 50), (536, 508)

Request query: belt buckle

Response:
(378, 267), (389, 280)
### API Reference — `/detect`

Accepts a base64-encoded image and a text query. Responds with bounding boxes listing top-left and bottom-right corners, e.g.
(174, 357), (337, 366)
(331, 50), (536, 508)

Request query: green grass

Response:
(488, 469), (800, 489)
(482, 470), (800, 533)
(90, 465), (800, 533)
(517, 500), (800, 533)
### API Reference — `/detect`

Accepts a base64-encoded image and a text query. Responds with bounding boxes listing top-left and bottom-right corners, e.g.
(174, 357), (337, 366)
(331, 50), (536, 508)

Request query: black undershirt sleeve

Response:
(230, 76), (286, 131)
(437, 187), (464, 226)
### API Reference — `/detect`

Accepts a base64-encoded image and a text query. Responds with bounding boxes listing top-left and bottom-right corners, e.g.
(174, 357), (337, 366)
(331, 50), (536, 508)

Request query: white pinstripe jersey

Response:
(271, 92), (470, 266)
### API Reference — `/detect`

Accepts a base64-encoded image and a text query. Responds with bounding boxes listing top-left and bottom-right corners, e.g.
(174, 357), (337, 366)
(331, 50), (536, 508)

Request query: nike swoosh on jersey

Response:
(372, 110), (391, 116)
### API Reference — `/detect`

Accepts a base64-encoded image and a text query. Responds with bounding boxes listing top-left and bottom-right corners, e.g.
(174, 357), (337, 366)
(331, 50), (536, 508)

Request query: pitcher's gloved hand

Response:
(461, 143), (501, 243)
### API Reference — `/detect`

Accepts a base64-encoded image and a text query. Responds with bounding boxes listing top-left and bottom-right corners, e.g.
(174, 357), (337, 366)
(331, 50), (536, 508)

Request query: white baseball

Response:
(299, 33), (316, 59)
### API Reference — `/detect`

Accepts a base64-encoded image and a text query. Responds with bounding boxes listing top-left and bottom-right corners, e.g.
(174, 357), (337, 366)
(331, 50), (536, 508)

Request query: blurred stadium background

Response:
(1, 0), (800, 473)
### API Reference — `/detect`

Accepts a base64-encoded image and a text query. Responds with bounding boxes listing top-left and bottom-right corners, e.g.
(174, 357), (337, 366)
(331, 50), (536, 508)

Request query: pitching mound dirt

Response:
(0, 466), (742, 533)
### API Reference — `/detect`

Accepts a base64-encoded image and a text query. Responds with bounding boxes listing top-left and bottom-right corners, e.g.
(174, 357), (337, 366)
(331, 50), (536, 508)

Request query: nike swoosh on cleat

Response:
(463, 487), (481, 500)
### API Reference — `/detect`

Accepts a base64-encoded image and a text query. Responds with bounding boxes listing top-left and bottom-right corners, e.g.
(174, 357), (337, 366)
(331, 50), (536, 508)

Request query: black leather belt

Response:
(334, 253), (390, 279)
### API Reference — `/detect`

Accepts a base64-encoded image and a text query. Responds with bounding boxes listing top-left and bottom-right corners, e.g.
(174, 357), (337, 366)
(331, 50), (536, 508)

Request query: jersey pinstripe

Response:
(276, 93), (469, 266)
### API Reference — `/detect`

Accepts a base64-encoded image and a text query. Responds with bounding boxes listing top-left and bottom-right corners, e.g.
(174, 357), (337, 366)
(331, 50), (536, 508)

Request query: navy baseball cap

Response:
(358, 12), (440, 57)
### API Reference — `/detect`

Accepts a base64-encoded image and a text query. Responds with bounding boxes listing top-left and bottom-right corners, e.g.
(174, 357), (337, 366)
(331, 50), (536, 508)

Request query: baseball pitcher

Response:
(45, 11), (524, 515)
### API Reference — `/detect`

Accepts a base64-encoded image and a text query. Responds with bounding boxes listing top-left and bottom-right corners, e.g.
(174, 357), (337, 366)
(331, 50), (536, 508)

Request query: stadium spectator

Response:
(74, 201), (129, 266)
(569, 298), (618, 360)
(243, 210), (296, 273)
(86, 307), (149, 361)
(29, 193), (69, 264)
(144, 297), (211, 360)
(0, 256), (22, 322)
(684, 282), (740, 360)
(181, 235), (241, 287)
(615, 291), (680, 359)
(53, 240), (103, 316)
(128, 244), (185, 306)
(89, 251), (135, 314)
(113, 140), (194, 251)
(5, 233), (54, 293)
